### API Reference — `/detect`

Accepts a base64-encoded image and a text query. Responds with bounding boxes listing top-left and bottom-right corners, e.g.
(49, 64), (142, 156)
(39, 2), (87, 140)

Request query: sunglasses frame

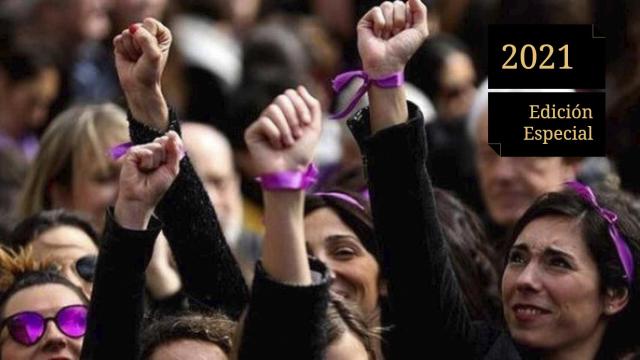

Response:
(0, 304), (88, 346)
(74, 255), (97, 282)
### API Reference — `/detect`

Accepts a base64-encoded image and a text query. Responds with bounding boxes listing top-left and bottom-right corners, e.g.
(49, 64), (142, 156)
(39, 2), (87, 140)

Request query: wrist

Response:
(256, 164), (318, 191)
(125, 84), (169, 132)
(363, 64), (405, 79)
(114, 198), (153, 230)
(368, 85), (408, 133)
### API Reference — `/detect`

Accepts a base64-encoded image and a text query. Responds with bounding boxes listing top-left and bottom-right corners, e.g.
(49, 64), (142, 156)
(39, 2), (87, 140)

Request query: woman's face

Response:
(30, 226), (98, 299)
(502, 216), (610, 352)
(0, 284), (85, 360)
(304, 208), (380, 315)
(436, 52), (476, 121)
(64, 139), (123, 232)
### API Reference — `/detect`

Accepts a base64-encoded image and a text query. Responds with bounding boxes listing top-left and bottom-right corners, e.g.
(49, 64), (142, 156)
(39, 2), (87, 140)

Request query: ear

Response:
(603, 287), (629, 316)
(49, 181), (73, 208)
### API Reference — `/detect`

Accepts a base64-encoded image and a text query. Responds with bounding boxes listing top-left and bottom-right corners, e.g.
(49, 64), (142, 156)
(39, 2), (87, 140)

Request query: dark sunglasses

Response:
(75, 255), (97, 282)
(0, 305), (88, 346)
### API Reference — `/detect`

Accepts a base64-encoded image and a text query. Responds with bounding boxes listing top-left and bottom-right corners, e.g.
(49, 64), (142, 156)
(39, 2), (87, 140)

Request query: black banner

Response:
(488, 91), (605, 156)
(488, 25), (605, 89)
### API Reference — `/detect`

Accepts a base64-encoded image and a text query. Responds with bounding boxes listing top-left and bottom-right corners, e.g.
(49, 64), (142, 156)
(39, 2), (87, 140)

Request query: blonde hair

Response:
(0, 246), (88, 313)
(0, 246), (52, 294)
(18, 103), (128, 219)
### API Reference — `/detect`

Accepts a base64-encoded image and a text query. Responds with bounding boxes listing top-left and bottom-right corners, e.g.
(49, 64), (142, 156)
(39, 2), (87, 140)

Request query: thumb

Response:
(164, 131), (182, 177)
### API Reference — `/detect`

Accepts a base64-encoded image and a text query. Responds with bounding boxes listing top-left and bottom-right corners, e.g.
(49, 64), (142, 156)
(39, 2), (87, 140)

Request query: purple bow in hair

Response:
(566, 181), (635, 285)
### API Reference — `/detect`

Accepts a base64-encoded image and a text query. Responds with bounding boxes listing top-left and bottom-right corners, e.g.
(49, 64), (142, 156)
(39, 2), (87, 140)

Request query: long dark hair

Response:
(511, 186), (640, 358)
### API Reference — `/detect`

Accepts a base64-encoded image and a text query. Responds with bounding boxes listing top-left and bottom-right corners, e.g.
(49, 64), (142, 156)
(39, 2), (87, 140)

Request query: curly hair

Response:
(141, 311), (237, 359)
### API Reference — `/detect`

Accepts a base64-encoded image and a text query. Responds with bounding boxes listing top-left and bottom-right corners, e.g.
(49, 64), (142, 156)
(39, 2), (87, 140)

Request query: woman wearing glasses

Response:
(8, 210), (98, 299)
(0, 248), (88, 359)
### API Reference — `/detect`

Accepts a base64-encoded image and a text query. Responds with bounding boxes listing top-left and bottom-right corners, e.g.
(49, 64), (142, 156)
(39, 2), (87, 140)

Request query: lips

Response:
(330, 288), (350, 301)
(512, 304), (551, 322)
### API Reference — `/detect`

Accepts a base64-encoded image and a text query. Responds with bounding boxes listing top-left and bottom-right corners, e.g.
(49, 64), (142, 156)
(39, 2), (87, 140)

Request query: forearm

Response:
(261, 190), (311, 285)
(81, 211), (160, 359)
(114, 198), (152, 230)
(365, 115), (474, 355)
(368, 86), (409, 134)
(129, 110), (249, 318)
(124, 85), (169, 133)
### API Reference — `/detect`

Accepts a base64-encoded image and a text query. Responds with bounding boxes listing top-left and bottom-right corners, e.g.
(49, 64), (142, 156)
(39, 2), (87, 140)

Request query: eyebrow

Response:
(544, 247), (576, 262)
(511, 244), (576, 261)
(325, 234), (360, 243)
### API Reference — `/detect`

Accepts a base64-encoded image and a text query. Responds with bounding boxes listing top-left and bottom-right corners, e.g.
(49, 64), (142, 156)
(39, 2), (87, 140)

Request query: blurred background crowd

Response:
(0, 0), (640, 341)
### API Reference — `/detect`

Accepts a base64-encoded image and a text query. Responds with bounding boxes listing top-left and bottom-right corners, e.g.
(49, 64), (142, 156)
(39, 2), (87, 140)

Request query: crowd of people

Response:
(1, 0), (640, 359)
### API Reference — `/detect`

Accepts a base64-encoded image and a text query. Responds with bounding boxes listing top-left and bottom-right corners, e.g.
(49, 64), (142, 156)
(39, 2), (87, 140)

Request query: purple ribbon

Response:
(330, 70), (404, 119)
(108, 142), (134, 160)
(257, 164), (319, 190)
(315, 191), (365, 211)
(566, 181), (635, 285)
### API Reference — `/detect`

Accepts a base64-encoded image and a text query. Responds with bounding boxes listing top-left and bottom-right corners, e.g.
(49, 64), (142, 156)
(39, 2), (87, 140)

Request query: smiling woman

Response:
(504, 185), (640, 358)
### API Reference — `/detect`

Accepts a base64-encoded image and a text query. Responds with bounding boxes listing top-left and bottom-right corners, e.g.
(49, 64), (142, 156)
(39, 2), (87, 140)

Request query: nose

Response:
(39, 321), (68, 353)
(515, 262), (542, 294)
(492, 157), (519, 182)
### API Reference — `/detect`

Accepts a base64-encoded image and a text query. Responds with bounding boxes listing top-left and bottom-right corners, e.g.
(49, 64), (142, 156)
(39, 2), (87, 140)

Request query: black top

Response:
(81, 111), (249, 359)
(238, 259), (331, 360)
(348, 103), (527, 359)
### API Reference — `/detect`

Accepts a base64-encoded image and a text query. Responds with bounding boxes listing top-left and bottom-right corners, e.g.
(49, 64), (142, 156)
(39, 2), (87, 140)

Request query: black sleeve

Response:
(348, 103), (477, 358)
(128, 110), (249, 320)
(80, 210), (161, 360)
(237, 259), (331, 360)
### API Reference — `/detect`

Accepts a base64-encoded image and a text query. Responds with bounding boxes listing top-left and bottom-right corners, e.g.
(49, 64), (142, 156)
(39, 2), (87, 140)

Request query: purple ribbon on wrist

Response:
(566, 181), (635, 285)
(330, 70), (404, 119)
(257, 164), (319, 191)
(109, 142), (134, 160)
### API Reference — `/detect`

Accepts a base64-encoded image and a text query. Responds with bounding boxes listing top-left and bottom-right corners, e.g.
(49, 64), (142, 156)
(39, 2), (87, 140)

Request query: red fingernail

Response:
(129, 24), (138, 34)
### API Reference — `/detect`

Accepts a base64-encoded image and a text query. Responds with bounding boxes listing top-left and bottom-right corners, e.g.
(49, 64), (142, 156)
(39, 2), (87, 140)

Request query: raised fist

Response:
(115, 131), (183, 227)
(357, 0), (429, 77)
(244, 86), (322, 175)
(113, 18), (171, 94)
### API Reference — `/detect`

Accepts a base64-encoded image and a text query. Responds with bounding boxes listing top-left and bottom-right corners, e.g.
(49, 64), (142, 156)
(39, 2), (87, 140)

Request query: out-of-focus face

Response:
(502, 216), (614, 354)
(30, 225), (98, 299)
(111, 0), (169, 30)
(231, 0), (261, 30)
(68, 0), (111, 42)
(0, 284), (85, 360)
(149, 339), (227, 360)
(182, 124), (242, 242)
(436, 52), (476, 121)
(474, 111), (576, 227)
(62, 138), (123, 232)
(304, 208), (380, 315)
(325, 331), (369, 360)
(0, 68), (59, 132)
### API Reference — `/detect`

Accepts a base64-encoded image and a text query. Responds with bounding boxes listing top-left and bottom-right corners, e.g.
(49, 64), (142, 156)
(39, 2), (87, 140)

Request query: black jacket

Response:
(349, 103), (525, 359)
(81, 111), (249, 359)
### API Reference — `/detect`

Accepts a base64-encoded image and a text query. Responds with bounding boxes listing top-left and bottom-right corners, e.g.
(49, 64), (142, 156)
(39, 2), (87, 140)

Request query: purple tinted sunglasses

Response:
(0, 305), (88, 346)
